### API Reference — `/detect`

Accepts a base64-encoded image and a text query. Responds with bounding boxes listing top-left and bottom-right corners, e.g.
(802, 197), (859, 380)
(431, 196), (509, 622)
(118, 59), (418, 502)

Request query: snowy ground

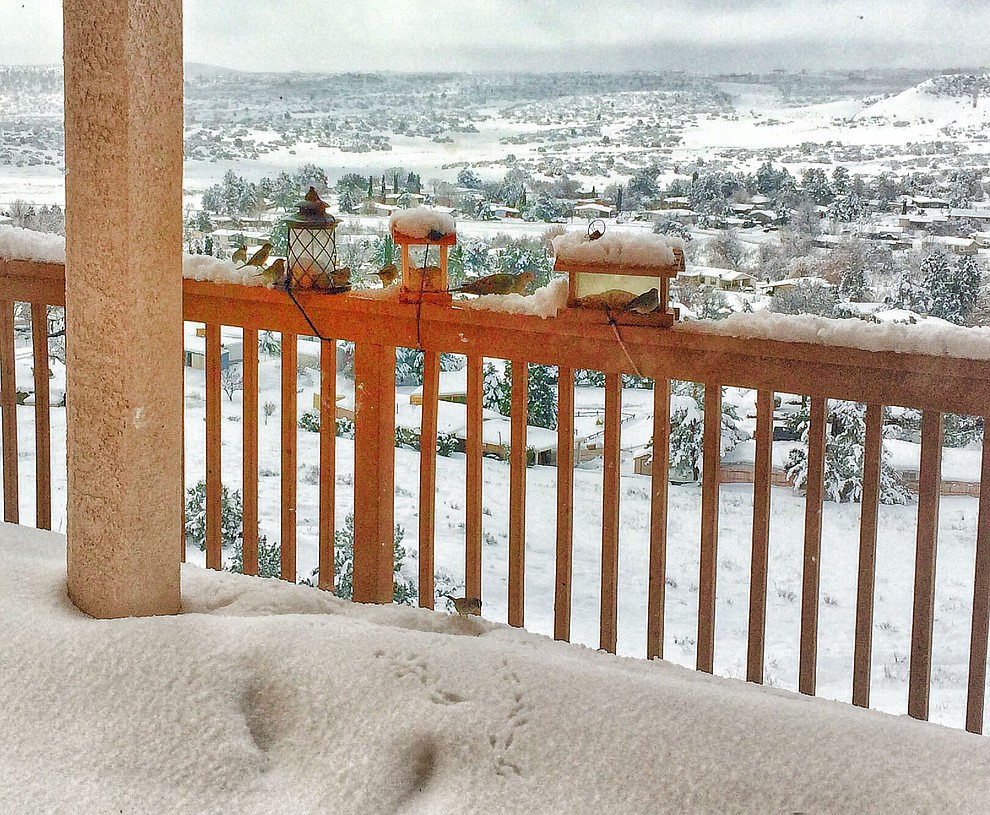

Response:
(2, 522), (989, 814)
(5, 335), (988, 731)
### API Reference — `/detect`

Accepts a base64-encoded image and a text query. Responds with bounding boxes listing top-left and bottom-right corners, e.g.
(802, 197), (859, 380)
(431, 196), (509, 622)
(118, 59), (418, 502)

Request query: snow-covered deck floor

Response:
(2, 523), (988, 814)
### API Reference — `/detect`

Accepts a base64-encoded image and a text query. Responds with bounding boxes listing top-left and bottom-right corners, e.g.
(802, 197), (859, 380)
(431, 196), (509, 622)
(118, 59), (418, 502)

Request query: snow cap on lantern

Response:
(552, 228), (684, 326)
(390, 208), (457, 305)
(286, 187), (342, 290)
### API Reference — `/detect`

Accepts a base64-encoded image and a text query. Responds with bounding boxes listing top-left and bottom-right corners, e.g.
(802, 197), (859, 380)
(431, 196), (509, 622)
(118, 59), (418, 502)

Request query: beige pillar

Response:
(63, 0), (183, 617)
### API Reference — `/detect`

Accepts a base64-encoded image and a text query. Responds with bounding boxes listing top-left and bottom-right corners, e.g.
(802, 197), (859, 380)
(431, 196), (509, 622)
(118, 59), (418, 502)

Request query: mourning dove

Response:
(255, 257), (285, 286)
(242, 242), (272, 268)
(373, 263), (399, 287)
(231, 245), (248, 265)
(453, 271), (534, 296)
(623, 288), (660, 314)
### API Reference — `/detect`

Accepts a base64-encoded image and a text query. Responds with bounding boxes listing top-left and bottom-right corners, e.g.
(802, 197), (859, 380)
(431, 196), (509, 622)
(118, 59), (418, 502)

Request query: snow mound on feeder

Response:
(688, 310), (990, 361)
(390, 208), (456, 240)
(0, 225), (66, 264)
(182, 254), (272, 287)
(552, 230), (683, 267)
(454, 277), (568, 319)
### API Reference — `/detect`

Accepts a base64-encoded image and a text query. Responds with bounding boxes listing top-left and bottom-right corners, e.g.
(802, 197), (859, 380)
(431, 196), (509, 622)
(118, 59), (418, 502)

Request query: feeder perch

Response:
(286, 187), (347, 292)
(390, 212), (456, 306)
(552, 232), (684, 327)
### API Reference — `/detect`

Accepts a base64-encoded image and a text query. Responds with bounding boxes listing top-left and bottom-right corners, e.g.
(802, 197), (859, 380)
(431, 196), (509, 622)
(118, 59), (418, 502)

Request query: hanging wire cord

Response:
(281, 232), (438, 352)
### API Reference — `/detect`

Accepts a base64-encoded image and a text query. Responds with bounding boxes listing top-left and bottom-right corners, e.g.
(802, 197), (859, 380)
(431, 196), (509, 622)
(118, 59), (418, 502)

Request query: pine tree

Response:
(785, 401), (909, 504)
(924, 254), (983, 325)
(668, 383), (747, 481)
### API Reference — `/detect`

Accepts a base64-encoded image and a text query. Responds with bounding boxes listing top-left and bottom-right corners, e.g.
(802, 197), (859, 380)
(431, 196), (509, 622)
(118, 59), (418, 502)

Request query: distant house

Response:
(679, 266), (757, 291)
(184, 336), (230, 371)
(661, 196), (691, 209)
(574, 202), (615, 219)
(925, 236), (979, 255)
(748, 209), (777, 225)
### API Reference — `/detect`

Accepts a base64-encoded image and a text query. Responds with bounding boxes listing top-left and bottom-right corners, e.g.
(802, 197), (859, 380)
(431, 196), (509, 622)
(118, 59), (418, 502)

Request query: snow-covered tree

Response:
(769, 279), (838, 317)
(653, 216), (692, 242)
(826, 192), (865, 223)
(482, 361), (557, 430)
(801, 167), (834, 206)
(923, 251), (983, 324)
(668, 383), (748, 482)
(785, 401), (909, 504)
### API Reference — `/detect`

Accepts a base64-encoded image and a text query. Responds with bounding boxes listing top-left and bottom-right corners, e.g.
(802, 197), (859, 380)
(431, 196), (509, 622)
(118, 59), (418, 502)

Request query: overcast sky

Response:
(1, 0), (988, 74)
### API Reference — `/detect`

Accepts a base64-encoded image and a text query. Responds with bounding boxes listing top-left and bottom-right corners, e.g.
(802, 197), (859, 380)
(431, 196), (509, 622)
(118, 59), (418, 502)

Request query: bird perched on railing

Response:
(255, 257), (285, 286)
(231, 245), (248, 266)
(240, 242), (271, 268)
(330, 267), (352, 289)
(372, 263), (398, 287)
(452, 271), (534, 296)
(622, 287), (660, 315)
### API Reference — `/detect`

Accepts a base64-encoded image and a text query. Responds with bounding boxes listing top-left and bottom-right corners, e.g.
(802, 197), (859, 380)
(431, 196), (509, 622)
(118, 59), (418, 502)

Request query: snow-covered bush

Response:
(226, 535), (281, 579)
(184, 480), (243, 550)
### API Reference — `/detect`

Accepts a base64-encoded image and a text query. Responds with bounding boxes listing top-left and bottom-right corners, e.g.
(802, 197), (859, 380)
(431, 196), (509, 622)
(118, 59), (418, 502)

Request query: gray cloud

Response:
(2, 0), (988, 73)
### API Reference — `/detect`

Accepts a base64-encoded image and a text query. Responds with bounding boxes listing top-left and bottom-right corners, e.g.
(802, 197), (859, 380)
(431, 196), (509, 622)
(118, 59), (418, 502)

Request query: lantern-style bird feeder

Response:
(551, 228), (684, 326)
(286, 187), (348, 292)
(389, 209), (457, 306)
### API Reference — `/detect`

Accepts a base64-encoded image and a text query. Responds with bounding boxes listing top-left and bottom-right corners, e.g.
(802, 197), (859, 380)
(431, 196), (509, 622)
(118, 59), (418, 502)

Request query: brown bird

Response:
(373, 263), (399, 287)
(255, 257), (285, 286)
(623, 287), (660, 314)
(231, 245), (248, 265)
(453, 271), (534, 296)
(242, 242), (272, 268)
(447, 596), (482, 616)
(331, 267), (352, 289)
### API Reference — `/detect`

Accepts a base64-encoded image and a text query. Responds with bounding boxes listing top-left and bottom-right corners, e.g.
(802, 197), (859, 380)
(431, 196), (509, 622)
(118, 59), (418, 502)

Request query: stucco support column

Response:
(63, 0), (183, 617)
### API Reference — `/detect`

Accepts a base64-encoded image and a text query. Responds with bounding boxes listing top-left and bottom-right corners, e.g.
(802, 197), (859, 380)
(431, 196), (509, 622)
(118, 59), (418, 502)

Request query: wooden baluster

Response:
(418, 350), (440, 609)
(852, 402), (883, 708)
(554, 366), (575, 642)
(697, 383), (722, 673)
(909, 410), (942, 721)
(747, 389), (774, 683)
(280, 332), (298, 582)
(508, 361), (528, 628)
(0, 300), (18, 524)
(205, 322), (222, 570)
(180, 337), (186, 564)
(966, 425), (990, 734)
(352, 342), (395, 603)
(647, 378), (671, 660)
(799, 397), (827, 695)
(241, 329), (259, 576)
(31, 303), (51, 530)
(318, 338), (336, 591)
(600, 371), (622, 653)
(465, 355), (483, 603)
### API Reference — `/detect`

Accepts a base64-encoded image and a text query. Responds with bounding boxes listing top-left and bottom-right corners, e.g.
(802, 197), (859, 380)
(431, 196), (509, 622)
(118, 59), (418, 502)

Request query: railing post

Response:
(63, 0), (183, 617)
(352, 342), (396, 603)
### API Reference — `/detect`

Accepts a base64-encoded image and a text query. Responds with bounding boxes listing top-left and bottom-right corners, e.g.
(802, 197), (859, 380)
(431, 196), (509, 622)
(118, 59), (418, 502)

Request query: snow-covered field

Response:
(2, 521), (989, 814)
(5, 338), (987, 731)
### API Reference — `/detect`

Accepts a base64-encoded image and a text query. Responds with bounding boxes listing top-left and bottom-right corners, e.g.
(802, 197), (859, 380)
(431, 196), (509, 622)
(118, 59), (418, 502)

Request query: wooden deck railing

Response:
(3, 256), (990, 733)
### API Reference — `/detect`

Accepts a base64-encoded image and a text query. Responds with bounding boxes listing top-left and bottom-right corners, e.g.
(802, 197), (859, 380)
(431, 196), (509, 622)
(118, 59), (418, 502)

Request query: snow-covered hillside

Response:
(2, 522), (989, 814)
(855, 74), (990, 128)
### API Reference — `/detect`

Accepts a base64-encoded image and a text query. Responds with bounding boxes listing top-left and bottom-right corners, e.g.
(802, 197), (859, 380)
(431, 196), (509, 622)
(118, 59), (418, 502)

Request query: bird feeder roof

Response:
(552, 231), (684, 277)
(390, 209), (457, 245)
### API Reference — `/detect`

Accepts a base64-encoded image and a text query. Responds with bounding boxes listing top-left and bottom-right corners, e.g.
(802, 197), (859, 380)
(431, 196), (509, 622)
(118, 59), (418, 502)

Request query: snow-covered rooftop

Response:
(3, 523), (989, 814)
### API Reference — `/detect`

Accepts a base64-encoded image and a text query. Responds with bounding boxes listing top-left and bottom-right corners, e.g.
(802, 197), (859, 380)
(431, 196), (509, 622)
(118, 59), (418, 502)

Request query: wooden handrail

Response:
(5, 256), (990, 733)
